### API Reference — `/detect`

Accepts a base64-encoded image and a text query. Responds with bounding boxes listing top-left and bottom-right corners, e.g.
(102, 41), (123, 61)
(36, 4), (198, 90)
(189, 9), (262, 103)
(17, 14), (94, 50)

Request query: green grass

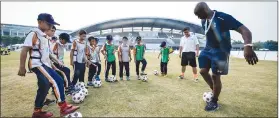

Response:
(1, 51), (277, 117)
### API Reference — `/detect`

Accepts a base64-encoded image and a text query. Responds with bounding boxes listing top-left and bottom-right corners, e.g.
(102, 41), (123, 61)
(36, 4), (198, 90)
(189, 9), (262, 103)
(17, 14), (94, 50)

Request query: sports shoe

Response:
(205, 101), (219, 112)
(87, 81), (94, 86)
(120, 77), (123, 81)
(32, 109), (53, 118)
(65, 89), (73, 96)
(59, 102), (80, 117)
(137, 75), (141, 80)
(194, 78), (198, 82)
(126, 76), (130, 81)
(178, 75), (184, 79)
(95, 75), (100, 81)
(105, 78), (110, 82)
(43, 99), (55, 106)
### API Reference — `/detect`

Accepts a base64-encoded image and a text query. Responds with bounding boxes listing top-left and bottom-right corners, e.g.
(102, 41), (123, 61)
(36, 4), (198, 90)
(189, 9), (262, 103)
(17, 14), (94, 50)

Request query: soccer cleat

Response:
(59, 102), (80, 117)
(205, 101), (220, 112)
(87, 81), (94, 86)
(32, 109), (53, 118)
(126, 76), (130, 81)
(43, 99), (55, 106)
(178, 75), (184, 79)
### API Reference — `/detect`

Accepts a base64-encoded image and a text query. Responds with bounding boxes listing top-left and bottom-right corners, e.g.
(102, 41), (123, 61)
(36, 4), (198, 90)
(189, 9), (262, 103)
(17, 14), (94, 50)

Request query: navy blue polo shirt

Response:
(202, 10), (243, 53)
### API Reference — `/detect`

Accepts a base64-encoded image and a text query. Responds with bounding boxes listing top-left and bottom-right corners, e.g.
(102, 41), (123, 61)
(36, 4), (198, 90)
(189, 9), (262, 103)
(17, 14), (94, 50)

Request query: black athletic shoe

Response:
(205, 101), (219, 112)
(105, 78), (110, 82)
(43, 99), (55, 106)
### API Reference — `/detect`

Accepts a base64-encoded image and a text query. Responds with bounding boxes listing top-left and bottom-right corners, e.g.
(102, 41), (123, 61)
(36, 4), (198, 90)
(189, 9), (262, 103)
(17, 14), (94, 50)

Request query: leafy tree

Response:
(253, 41), (264, 51)
(264, 40), (278, 51)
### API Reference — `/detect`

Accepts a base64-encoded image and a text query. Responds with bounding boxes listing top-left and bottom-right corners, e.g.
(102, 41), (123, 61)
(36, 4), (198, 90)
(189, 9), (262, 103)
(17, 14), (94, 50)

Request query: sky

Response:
(1, 1), (278, 42)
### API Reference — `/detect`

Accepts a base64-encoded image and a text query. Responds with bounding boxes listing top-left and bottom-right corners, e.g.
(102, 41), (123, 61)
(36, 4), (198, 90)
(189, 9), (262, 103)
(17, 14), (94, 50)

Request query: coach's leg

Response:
(211, 74), (222, 103)
(198, 51), (213, 89)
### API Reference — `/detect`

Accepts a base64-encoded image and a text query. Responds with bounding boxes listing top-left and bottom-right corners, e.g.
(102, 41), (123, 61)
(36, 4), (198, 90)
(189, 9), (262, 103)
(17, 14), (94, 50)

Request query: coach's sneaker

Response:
(126, 76), (130, 81)
(43, 99), (55, 106)
(32, 109), (53, 118)
(59, 101), (80, 117)
(205, 101), (219, 112)
(87, 81), (94, 86)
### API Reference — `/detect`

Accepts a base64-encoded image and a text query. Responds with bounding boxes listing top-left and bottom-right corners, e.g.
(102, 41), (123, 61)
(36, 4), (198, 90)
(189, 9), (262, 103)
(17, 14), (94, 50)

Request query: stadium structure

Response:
(68, 17), (206, 50)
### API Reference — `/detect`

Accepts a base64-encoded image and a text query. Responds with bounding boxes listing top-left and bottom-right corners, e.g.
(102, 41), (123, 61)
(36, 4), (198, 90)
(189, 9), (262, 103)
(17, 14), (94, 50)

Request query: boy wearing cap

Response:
(86, 36), (102, 86)
(133, 36), (147, 80)
(118, 36), (132, 81)
(101, 35), (118, 82)
(157, 41), (174, 77)
(17, 13), (79, 118)
(70, 30), (87, 86)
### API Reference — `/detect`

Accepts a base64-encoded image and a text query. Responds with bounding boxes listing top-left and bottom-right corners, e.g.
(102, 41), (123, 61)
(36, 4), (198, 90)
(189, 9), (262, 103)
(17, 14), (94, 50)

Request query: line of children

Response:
(86, 36), (102, 86)
(17, 13), (79, 117)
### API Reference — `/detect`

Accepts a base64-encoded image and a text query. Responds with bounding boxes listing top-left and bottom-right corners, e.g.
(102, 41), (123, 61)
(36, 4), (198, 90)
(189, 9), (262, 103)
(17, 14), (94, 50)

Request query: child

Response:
(86, 37), (101, 86)
(70, 30), (87, 86)
(118, 36), (132, 81)
(133, 36), (147, 80)
(157, 41), (174, 77)
(52, 33), (79, 94)
(101, 35), (118, 82)
(17, 13), (79, 117)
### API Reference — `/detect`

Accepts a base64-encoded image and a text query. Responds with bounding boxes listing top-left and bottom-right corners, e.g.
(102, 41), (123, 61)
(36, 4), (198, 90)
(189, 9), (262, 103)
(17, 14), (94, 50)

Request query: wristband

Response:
(244, 44), (253, 47)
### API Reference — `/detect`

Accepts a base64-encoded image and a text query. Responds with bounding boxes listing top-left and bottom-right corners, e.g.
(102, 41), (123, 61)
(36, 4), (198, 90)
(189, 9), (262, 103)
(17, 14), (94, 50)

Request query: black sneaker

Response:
(205, 101), (219, 112)
(43, 99), (55, 106)
(105, 78), (110, 82)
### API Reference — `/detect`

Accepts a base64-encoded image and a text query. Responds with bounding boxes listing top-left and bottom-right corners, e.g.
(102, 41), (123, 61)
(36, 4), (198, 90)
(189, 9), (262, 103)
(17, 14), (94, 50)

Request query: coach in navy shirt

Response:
(194, 2), (258, 112)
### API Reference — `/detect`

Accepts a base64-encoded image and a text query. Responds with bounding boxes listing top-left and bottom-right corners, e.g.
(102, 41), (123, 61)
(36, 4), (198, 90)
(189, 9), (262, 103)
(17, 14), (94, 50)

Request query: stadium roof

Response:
(69, 17), (204, 37)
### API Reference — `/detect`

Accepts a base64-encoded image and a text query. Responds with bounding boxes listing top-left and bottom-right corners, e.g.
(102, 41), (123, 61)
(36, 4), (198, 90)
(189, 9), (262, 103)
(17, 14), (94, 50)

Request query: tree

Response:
(0, 36), (25, 46)
(264, 40), (278, 51)
(253, 41), (264, 51)
(232, 40), (243, 45)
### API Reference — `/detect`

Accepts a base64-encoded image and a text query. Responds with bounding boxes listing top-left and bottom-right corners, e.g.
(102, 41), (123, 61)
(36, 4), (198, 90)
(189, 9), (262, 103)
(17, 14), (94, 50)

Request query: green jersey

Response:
(161, 47), (169, 63)
(105, 43), (116, 62)
(135, 44), (145, 61)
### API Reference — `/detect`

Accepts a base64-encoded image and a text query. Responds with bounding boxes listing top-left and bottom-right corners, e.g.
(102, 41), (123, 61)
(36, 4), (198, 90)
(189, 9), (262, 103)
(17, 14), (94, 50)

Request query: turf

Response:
(0, 51), (277, 117)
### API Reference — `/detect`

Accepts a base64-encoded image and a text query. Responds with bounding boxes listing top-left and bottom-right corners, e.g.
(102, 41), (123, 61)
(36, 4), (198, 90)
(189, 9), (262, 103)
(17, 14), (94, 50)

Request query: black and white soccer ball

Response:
(72, 91), (85, 104)
(81, 88), (88, 97)
(108, 75), (116, 82)
(93, 80), (102, 88)
(153, 70), (159, 76)
(142, 75), (148, 82)
(75, 82), (86, 90)
(64, 111), (82, 118)
(203, 92), (213, 102)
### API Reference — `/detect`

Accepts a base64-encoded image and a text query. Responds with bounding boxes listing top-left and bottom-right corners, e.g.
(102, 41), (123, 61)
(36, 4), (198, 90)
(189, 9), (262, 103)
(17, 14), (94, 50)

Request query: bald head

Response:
(194, 2), (212, 19)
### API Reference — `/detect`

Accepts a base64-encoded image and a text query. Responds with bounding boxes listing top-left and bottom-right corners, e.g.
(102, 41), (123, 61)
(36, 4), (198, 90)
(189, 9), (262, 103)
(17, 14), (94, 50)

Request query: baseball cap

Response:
(160, 41), (166, 47)
(59, 33), (71, 43)
(122, 36), (128, 40)
(106, 35), (113, 40)
(136, 36), (142, 41)
(37, 13), (60, 26)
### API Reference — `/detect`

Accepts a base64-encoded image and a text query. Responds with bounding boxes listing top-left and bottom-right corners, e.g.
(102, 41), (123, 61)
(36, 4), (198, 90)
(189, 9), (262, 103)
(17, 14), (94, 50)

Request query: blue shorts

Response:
(198, 48), (230, 75)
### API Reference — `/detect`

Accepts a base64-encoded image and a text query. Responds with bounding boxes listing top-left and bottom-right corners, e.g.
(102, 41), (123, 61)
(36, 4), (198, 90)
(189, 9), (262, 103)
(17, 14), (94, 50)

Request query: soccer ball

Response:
(81, 88), (88, 97)
(142, 75), (148, 82)
(153, 70), (159, 76)
(72, 91), (85, 104)
(203, 92), (213, 102)
(75, 82), (86, 90)
(65, 111), (82, 118)
(108, 75), (116, 82)
(93, 80), (102, 88)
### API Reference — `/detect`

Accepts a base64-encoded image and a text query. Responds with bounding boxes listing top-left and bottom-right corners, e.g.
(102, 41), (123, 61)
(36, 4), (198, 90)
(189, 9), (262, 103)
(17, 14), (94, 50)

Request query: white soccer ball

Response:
(72, 91), (85, 104)
(81, 88), (88, 97)
(203, 92), (213, 102)
(93, 80), (102, 88)
(65, 111), (82, 118)
(142, 75), (148, 82)
(109, 75), (116, 82)
(153, 70), (159, 76)
(75, 82), (86, 90)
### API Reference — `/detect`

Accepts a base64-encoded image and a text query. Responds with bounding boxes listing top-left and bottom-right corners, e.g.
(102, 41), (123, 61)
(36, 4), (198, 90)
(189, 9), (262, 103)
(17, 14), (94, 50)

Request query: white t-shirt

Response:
(71, 39), (86, 63)
(120, 44), (130, 62)
(23, 28), (52, 68)
(179, 34), (199, 52)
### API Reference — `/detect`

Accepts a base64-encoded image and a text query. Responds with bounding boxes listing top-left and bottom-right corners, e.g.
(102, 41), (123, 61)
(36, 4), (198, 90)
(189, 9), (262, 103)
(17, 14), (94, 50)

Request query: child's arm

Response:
(101, 44), (106, 60)
(85, 46), (92, 66)
(129, 47), (132, 62)
(118, 46), (122, 62)
(98, 47), (101, 62)
(70, 40), (77, 66)
(18, 46), (31, 76)
(133, 46), (136, 63)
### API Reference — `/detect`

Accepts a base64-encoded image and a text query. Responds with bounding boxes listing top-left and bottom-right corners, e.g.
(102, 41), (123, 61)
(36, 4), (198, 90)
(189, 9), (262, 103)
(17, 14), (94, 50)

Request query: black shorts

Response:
(181, 52), (197, 67)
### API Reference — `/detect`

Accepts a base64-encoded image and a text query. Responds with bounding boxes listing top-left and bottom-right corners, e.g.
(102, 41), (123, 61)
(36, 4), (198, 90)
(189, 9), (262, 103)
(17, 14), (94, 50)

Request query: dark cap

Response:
(59, 33), (71, 43)
(160, 41), (166, 47)
(136, 36), (142, 41)
(37, 13), (60, 26)
(122, 36), (128, 40)
(106, 35), (113, 40)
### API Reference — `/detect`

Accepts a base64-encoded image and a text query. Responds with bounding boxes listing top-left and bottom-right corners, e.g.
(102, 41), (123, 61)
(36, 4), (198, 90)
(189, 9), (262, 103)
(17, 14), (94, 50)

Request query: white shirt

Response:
(71, 39), (86, 63)
(179, 34), (199, 52)
(120, 44), (130, 62)
(23, 28), (52, 68)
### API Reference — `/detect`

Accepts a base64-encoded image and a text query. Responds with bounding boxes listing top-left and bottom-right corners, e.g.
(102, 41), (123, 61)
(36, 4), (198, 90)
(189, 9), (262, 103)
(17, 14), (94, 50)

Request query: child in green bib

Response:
(101, 35), (118, 82)
(133, 36), (147, 80)
(157, 41), (174, 77)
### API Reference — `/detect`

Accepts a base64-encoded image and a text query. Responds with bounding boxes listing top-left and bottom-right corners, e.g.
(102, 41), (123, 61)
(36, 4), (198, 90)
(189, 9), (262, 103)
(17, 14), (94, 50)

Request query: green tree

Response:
(264, 40), (278, 51)
(232, 40), (243, 45)
(253, 41), (264, 51)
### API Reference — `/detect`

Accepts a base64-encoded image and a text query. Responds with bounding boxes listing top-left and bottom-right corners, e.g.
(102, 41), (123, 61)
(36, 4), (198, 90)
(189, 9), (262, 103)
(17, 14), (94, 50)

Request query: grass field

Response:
(1, 51), (277, 117)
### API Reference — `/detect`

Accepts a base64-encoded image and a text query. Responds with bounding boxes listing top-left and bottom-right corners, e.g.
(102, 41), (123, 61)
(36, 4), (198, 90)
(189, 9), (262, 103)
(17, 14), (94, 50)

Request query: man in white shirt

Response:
(178, 27), (199, 82)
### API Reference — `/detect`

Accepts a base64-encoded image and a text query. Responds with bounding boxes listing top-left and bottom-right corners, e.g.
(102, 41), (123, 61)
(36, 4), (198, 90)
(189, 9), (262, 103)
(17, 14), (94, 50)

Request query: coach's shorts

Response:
(198, 48), (229, 75)
(181, 52), (197, 67)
